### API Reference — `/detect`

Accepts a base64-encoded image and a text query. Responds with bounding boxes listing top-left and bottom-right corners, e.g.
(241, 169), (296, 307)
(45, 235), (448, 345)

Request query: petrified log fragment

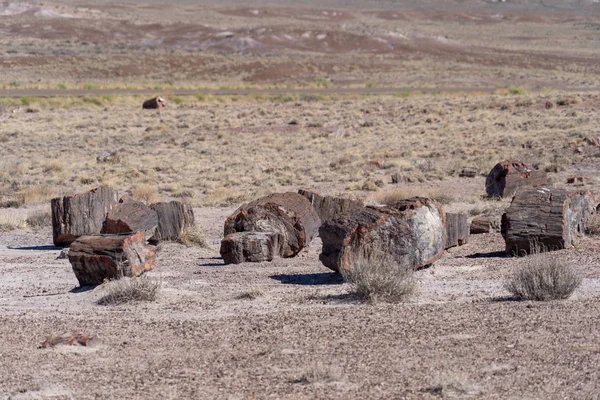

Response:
(459, 168), (477, 178)
(319, 198), (446, 272)
(445, 213), (469, 249)
(220, 232), (279, 264)
(102, 197), (158, 240)
(298, 189), (364, 224)
(224, 192), (320, 258)
(68, 232), (157, 286)
(485, 160), (548, 198)
(501, 187), (596, 255)
(142, 96), (166, 109)
(149, 201), (195, 243)
(470, 216), (500, 234)
(51, 186), (118, 247)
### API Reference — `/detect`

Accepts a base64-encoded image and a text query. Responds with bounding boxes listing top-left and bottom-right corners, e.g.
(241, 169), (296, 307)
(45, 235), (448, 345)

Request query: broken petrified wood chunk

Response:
(102, 197), (158, 240)
(68, 232), (157, 286)
(149, 201), (195, 243)
(485, 160), (548, 198)
(297, 189), (364, 224)
(142, 96), (167, 109)
(220, 232), (279, 264)
(319, 197), (446, 273)
(41, 331), (99, 348)
(445, 213), (469, 249)
(224, 192), (320, 258)
(470, 216), (500, 234)
(459, 168), (477, 178)
(501, 187), (595, 255)
(51, 186), (118, 247)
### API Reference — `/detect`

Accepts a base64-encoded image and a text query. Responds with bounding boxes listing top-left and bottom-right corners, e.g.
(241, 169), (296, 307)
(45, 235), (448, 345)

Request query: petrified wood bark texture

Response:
(51, 186), (118, 247)
(485, 160), (548, 198)
(445, 213), (469, 249)
(298, 189), (364, 224)
(220, 232), (279, 264)
(149, 201), (195, 243)
(501, 187), (595, 255)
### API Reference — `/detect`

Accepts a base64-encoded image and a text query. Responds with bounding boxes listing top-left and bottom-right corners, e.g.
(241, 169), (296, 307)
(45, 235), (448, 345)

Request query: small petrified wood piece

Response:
(142, 96), (166, 109)
(102, 197), (158, 240)
(501, 187), (595, 255)
(51, 186), (118, 247)
(445, 213), (469, 249)
(319, 197), (446, 272)
(470, 216), (500, 234)
(149, 201), (195, 243)
(298, 189), (364, 224)
(220, 232), (280, 264)
(224, 192), (320, 258)
(68, 232), (157, 286)
(485, 160), (548, 198)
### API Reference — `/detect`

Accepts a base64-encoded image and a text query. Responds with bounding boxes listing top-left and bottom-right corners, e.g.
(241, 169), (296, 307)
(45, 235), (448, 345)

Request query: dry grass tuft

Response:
(131, 184), (160, 205)
(97, 275), (161, 305)
(236, 288), (264, 300)
(340, 246), (416, 303)
(17, 185), (57, 205)
(26, 211), (52, 229)
(180, 225), (209, 248)
(586, 214), (600, 236)
(0, 214), (28, 231)
(504, 248), (581, 301)
(201, 188), (246, 207)
(294, 362), (342, 385)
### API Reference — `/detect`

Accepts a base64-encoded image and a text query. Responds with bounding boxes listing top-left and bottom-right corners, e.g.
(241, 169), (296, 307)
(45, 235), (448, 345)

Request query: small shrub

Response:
(17, 185), (57, 205)
(131, 184), (160, 205)
(504, 249), (581, 301)
(180, 225), (208, 248)
(236, 288), (264, 300)
(97, 275), (161, 305)
(507, 86), (527, 95)
(0, 215), (27, 231)
(340, 246), (416, 303)
(26, 211), (52, 229)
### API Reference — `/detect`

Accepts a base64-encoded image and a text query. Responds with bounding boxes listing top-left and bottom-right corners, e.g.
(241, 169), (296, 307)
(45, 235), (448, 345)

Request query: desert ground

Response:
(2, 0), (600, 399)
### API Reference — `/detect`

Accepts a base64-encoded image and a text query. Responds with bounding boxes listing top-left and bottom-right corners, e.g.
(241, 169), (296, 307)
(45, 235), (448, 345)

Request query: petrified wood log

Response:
(142, 96), (166, 109)
(220, 232), (279, 264)
(149, 201), (195, 243)
(320, 198), (446, 272)
(102, 197), (158, 240)
(298, 189), (364, 224)
(51, 186), (118, 247)
(68, 232), (157, 286)
(501, 187), (596, 255)
(224, 192), (320, 258)
(470, 216), (500, 234)
(485, 160), (548, 198)
(445, 213), (469, 249)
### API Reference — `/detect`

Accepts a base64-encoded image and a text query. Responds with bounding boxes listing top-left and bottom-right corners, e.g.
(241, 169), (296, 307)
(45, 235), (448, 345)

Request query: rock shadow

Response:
(465, 251), (508, 259)
(271, 272), (343, 286)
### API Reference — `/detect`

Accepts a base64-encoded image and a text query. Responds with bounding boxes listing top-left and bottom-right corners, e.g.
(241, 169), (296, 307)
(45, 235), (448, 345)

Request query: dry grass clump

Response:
(504, 249), (581, 301)
(180, 225), (208, 248)
(586, 214), (600, 236)
(236, 288), (264, 300)
(26, 211), (52, 229)
(370, 187), (454, 206)
(97, 275), (161, 305)
(17, 185), (57, 205)
(131, 184), (160, 205)
(340, 247), (416, 303)
(0, 214), (28, 231)
(201, 188), (246, 207)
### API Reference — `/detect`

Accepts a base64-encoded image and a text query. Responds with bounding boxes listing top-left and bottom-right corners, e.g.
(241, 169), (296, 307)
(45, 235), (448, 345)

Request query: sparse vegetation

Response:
(294, 362), (342, 385)
(180, 225), (208, 248)
(26, 211), (52, 230)
(236, 288), (264, 300)
(97, 275), (161, 305)
(371, 187), (454, 206)
(131, 184), (160, 205)
(340, 246), (416, 303)
(504, 249), (582, 301)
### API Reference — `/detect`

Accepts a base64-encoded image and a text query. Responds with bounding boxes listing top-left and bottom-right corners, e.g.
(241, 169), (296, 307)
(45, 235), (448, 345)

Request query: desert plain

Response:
(1, 0), (600, 399)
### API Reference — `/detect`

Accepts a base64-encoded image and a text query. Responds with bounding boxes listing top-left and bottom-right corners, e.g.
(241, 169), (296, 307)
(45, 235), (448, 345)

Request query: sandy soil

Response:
(1, 204), (600, 399)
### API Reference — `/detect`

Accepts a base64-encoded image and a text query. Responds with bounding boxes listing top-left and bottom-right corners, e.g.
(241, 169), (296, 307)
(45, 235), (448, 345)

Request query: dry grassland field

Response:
(2, 0), (600, 399)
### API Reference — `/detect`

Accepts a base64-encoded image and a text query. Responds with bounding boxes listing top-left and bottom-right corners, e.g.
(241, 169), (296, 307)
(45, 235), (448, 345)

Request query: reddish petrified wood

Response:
(224, 192), (320, 258)
(102, 197), (158, 240)
(485, 160), (548, 198)
(149, 201), (195, 243)
(319, 198), (446, 272)
(68, 232), (157, 286)
(298, 189), (364, 224)
(51, 186), (118, 247)
(41, 331), (99, 348)
(142, 96), (166, 109)
(445, 213), (469, 249)
(501, 187), (596, 255)
(220, 232), (280, 264)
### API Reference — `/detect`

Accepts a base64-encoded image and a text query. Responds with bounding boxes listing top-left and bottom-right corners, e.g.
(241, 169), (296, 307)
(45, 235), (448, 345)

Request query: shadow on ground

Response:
(271, 272), (344, 286)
